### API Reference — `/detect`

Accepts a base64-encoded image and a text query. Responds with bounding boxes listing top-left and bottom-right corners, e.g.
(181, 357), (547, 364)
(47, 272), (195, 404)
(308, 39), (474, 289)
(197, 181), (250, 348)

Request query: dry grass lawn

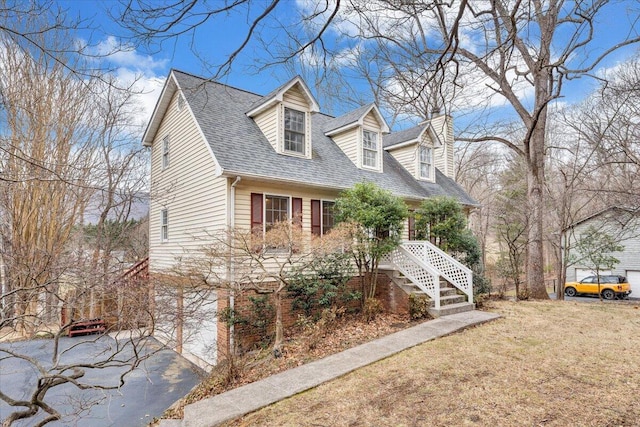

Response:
(226, 300), (640, 427)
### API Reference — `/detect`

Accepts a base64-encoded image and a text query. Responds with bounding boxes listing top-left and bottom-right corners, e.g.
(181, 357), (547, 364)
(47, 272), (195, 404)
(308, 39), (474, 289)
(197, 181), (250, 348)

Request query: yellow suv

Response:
(564, 275), (631, 300)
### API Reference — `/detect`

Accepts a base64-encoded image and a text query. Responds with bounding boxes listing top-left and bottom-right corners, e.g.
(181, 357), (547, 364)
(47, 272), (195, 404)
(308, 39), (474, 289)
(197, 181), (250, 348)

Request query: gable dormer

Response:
(324, 104), (389, 173)
(384, 123), (443, 182)
(246, 76), (319, 159)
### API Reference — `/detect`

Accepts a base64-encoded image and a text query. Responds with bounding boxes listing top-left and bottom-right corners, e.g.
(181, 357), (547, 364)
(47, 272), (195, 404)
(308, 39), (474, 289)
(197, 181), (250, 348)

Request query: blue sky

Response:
(61, 1), (640, 131)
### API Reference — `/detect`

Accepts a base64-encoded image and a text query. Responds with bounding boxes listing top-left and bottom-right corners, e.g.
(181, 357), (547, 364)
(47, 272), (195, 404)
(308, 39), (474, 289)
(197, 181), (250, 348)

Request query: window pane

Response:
(322, 201), (335, 234)
(363, 130), (377, 149)
(363, 149), (377, 167)
(161, 210), (168, 241)
(362, 130), (378, 167)
(265, 195), (289, 230)
(285, 130), (304, 153)
(162, 136), (170, 168)
(419, 146), (432, 179)
(284, 108), (305, 154)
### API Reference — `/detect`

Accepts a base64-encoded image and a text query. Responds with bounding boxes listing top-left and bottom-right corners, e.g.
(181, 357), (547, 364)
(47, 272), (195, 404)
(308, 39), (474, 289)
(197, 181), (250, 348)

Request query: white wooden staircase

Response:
(380, 241), (474, 317)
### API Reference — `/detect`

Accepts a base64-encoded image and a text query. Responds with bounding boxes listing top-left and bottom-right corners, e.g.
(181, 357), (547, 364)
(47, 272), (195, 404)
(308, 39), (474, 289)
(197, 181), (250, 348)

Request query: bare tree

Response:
(116, 0), (640, 298)
(0, 5), (154, 425)
(172, 221), (350, 356)
(542, 56), (640, 298)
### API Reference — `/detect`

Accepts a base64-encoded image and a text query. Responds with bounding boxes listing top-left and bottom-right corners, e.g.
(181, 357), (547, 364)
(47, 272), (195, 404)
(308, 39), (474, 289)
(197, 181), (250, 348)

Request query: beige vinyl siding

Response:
(432, 115), (455, 178)
(149, 91), (227, 273)
(234, 180), (336, 233)
(388, 143), (417, 177)
(331, 128), (359, 167)
(233, 180), (337, 272)
(282, 85), (309, 109)
(363, 111), (379, 128)
(254, 105), (279, 151)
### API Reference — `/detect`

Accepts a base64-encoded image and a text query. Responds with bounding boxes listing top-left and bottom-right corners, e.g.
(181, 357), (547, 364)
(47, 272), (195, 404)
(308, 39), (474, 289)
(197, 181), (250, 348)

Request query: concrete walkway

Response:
(162, 310), (500, 427)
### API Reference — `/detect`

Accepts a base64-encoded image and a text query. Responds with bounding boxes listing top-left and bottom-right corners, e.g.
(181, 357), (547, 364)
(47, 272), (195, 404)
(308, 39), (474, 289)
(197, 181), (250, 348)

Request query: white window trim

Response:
(263, 193), (292, 234)
(162, 135), (170, 170)
(320, 199), (336, 235)
(160, 209), (169, 242)
(282, 105), (308, 158)
(418, 145), (434, 181)
(361, 128), (381, 171)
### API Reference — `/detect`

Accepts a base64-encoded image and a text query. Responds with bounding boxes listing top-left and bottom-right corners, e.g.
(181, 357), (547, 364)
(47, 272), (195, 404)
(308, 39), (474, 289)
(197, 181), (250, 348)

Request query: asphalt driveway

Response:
(0, 335), (203, 426)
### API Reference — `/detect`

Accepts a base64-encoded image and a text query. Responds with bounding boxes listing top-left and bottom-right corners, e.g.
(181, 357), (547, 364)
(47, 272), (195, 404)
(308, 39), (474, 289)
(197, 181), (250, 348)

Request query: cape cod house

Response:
(143, 69), (478, 366)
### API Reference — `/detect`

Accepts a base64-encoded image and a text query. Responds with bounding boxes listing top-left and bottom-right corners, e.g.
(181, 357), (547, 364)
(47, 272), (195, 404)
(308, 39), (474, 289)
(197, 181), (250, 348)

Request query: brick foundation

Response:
(219, 273), (410, 354)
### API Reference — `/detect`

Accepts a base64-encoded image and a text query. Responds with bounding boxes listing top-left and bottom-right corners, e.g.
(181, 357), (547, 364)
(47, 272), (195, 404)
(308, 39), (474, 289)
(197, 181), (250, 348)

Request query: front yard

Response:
(225, 299), (640, 426)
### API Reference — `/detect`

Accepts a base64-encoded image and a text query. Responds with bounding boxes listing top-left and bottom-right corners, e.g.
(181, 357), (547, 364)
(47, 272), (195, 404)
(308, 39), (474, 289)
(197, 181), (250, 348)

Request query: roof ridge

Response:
(171, 68), (268, 99)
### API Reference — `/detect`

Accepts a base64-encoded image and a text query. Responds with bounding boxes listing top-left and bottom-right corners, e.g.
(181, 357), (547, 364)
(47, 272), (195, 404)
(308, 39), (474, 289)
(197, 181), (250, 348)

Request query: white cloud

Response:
(94, 36), (168, 75)
(90, 36), (168, 130)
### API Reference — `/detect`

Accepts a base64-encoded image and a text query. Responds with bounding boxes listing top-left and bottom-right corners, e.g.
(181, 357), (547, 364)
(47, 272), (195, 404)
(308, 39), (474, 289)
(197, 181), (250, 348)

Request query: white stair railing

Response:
(402, 241), (473, 304)
(386, 246), (441, 309)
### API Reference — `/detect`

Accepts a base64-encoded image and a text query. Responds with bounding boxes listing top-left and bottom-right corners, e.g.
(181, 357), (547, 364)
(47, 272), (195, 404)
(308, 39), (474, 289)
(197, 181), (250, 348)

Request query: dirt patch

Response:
(162, 311), (417, 420)
(224, 300), (640, 427)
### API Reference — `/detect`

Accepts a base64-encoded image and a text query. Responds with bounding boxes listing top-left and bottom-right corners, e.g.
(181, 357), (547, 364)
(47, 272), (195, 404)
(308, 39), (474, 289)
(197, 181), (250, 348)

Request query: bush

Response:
(246, 295), (275, 347)
(288, 252), (357, 318)
(473, 271), (492, 296)
(408, 294), (432, 320)
(363, 298), (383, 322)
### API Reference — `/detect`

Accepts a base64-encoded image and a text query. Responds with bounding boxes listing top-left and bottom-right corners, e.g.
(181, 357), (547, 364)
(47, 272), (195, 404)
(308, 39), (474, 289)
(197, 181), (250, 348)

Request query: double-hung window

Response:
(284, 107), (305, 155)
(311, 200), (335, 235)
(162, 136), (170, 169)
(161, 209), (169, 242)
(419, 145), (432, 180)
(362, 130), (378, 168)
(322, 201), (335, 234)
(265, 195), (290, 231)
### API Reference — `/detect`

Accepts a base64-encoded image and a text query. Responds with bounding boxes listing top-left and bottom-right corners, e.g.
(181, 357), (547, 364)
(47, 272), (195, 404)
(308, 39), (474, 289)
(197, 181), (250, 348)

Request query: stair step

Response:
(440, 294), (466, 305)
(427, 302), (475, 318)
(399, 283), (424, 294)
(439, 287), (458, 297)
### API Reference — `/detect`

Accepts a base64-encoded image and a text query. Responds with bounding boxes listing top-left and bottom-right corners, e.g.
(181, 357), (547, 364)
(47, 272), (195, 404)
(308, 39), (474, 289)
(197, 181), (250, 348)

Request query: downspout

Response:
(229, 176), (241, 354)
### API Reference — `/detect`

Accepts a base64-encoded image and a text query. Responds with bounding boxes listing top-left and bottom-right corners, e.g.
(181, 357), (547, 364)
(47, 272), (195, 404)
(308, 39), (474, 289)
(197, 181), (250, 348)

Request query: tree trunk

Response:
(526, 158), (549, 299)
(273, 287), (284, 354)
(526, 64), (551, 300)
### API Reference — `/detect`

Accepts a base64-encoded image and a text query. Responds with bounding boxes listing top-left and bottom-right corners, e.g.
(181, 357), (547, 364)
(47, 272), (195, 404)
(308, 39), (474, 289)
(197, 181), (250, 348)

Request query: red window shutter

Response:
(250, 193), (264, 252)
(292, 197), (303, 228)
(251, 193), (263, 232)
(311, 199), (321, 236)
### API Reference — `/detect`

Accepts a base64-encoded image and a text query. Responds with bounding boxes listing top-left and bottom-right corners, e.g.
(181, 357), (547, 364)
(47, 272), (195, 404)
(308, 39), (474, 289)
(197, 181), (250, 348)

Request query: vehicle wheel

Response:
(602, 289), (615, 300)
(565, 287), (577, 297)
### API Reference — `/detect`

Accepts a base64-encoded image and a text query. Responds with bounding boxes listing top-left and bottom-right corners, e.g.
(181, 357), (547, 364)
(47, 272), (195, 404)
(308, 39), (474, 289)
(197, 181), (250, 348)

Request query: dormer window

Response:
(284, 107), (306, 155)
(419, 145), (433, 180)
(362, 130), (379, 169)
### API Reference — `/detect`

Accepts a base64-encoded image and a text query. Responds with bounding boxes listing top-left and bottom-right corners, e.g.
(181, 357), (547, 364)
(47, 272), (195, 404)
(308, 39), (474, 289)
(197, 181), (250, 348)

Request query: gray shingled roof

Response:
(245, 75), (297, 114)
(322, 103), (375, 134)
(172, 70), (478, 206)
(383, 124), (427, 148)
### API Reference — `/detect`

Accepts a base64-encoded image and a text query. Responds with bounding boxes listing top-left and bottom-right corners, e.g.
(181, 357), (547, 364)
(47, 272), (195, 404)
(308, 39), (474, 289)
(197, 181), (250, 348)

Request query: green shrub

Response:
(288, 252), (357, 318)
